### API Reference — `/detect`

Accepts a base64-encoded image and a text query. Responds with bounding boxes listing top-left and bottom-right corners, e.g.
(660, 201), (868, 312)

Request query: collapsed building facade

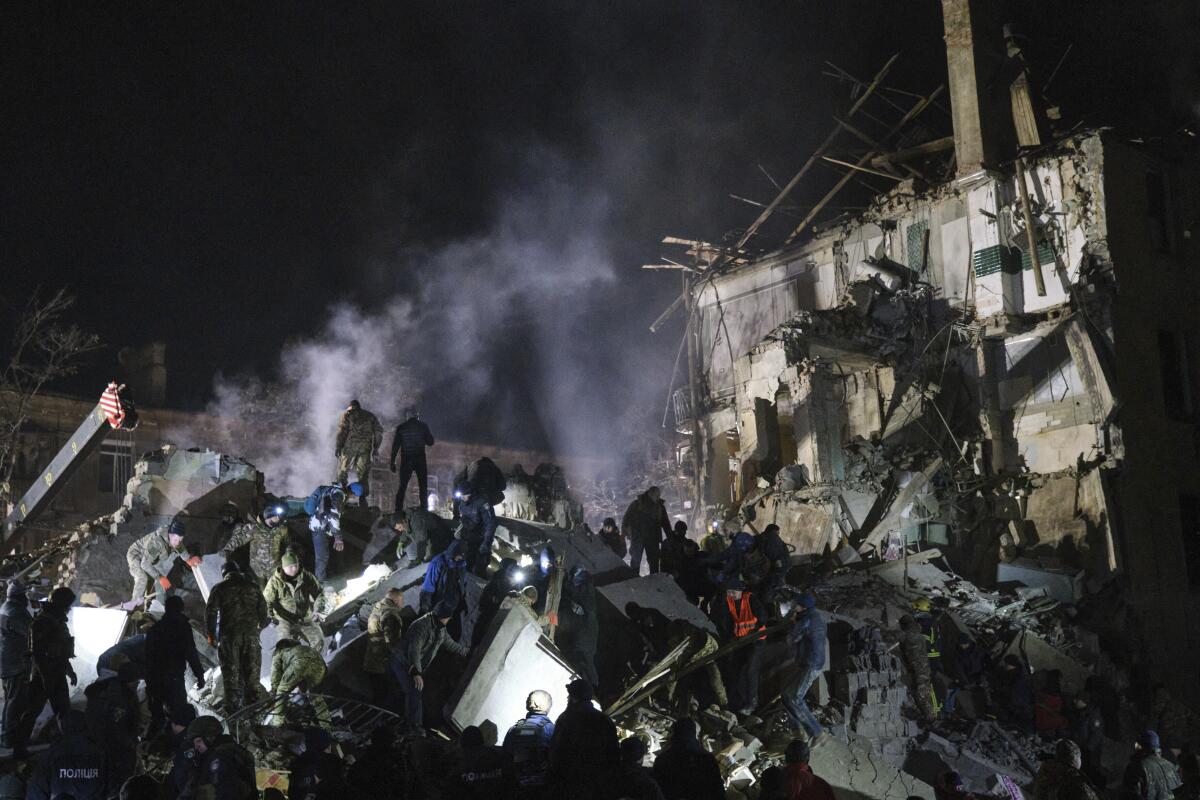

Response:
(668, 0), (1200, 705)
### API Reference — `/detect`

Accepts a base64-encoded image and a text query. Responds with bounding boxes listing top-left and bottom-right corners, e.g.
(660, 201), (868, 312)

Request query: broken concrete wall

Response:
(742, 490), (839, 556)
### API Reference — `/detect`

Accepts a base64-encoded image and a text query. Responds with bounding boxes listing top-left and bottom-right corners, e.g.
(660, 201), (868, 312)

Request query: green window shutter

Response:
(906, 221), (929, 270)
(972, 242), (1054, 277)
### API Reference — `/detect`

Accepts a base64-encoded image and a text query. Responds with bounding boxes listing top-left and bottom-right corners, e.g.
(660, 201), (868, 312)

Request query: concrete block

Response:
(995, 558), (1084, 603)
(598, 573), (715, 634)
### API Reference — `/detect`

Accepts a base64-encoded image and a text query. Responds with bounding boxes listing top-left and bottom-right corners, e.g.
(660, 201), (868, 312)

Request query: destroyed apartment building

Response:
(656, 0), (1200, 704)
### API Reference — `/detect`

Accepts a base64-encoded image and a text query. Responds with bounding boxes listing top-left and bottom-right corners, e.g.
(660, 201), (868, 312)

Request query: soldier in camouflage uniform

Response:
(204, 561), (268, 711)
(363, 588), (406, 705)
(269, 638), (329, 726)
(263, 551), (326, 653)
(218, 505), (287, 587)
(335, 399), (383, 504)
(126, 518), (202, 609)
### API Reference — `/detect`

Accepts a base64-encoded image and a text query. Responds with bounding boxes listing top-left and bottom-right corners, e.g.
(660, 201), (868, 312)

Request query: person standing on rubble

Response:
(12, 586), (77, 760)
(205, 560), (268, 711)
(710, 578), (767, 716)
(622, 486), (672, 575)
(503, 690), (556, 792)
(304, 480), (362, 582)
(943, 634), (987, 719)
(782, 591), (826, 741)
(24, 710), (112, 800)
(651, 717), (725, 800)
(334, 399), (382, 507)
(264, 550), (326, 652)
(145, 595), (205, 736)
(897, 614), (936, 724)
(126, 518), (203, 609)
(419, 539), (467, 615)
(758, 524), (791, 602)
(598, 517), (626, 559)
(1122, 730), (1181, 800)
(363, 588), (406, 706)
(660, 520), (689, 577)
(993, 653), (1035, 733)
(181, 715), (257, 800)
(626, 602), (727, 709)
(1033, 739), (1100, 800)
(548, 679), (619, 798)
(451, 724), (515, 799)
(83, 658), (141, 787)
(0, 580), (32, 753)
(457, 486), (499, 577)
(268, 638), (330, 727)
(219, 503), (288, 588)
(559, 566), (600, 687)
(393, 600), (471, 736)
(1069, 690), (1106, 787)
(389, 406), (435, 510)
(392, 507), (453, 565)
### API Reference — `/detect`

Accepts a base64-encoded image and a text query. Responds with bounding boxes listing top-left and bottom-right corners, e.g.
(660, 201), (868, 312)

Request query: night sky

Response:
(3, 2), (1196, 455)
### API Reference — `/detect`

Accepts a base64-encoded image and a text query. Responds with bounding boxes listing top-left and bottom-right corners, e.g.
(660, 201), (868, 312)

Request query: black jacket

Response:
(27, 711), (111, 800)
(549, 700), (620, 795)
(0, 595), (32, 678)
(652, 738), (725, 800)
(146, 609), (204, 685)
(390, 418), (435, 465)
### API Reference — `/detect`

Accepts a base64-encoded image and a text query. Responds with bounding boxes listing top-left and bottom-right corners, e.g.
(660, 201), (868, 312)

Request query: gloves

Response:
(186, 555), (203, 567)
(158, 576), (172, 590)
(207, 635), (215, 646)
(68, 671), (78, 687)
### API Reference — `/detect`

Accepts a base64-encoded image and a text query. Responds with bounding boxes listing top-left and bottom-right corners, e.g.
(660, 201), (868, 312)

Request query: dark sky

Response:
(2, 2), (1197, 454)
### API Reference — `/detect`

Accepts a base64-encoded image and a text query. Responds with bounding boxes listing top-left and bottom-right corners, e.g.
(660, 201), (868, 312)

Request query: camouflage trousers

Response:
(127, 554), (167, 608)
(279, 620), (325, 655)
(667, 633), (727, 708)
(336, 450), (373, 498)
(218, 635), (263, 711)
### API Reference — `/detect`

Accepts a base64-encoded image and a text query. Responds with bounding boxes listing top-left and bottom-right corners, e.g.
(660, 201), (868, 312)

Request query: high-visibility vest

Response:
(726, 594), (759, 638)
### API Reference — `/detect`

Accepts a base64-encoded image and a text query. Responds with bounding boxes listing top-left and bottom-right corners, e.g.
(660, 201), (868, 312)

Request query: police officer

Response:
(219, 504), (288, 587)
(451, 724), (513, 799)
(334, 399), (383, 506)
(205, 560), (268, 711)
(393, 601), (470, 736)
(419, 540), (467, 615)
(304, 481), (361, 581)
(503, 690), (555, 791)
(83, 659), (140, 786)
(13, 586), (77, 759)
(389, 406), (435, 510)
(126, 518), (203, 608)
(268, 639), (330, 727)
(0, 580), (32, 750)
(363, 588), (406, 706)
(264, 551), (326, 652)
(146, 595), (205, 735)
(183, 715), (257, 800)
(25, 710), (110, 800)
(456, 488), (498, 577)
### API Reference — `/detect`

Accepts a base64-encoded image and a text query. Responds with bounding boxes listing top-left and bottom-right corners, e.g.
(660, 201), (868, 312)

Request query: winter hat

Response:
(221, 561), (241, 577)
(1055, 739), (1082, 769)
(433, 600), (457, 619)
(1139, 730), (1162, 752)
(785, 738), (811, 765)
(281, 550), (300, 568)
(165, 595), (185, 615)
(566, 679), (594, 702)
(798, 591), (817, 609)
(460, 726), (484, 748)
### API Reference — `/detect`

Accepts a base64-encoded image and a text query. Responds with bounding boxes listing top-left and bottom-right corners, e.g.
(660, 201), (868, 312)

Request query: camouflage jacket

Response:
(205, 572), (268, 641)
(128, 527), (187, 576)
(363, 598), (405, 673)
(336, 407), (383, 455)
(219, 521), (284, 579)
(263, 568), (324, 625)
(271, 642), (327, 692)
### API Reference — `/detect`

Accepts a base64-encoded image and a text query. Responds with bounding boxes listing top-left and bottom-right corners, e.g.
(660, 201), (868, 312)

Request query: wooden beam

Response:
(820, 155), (904, 181)
(869, 135), (955, 169)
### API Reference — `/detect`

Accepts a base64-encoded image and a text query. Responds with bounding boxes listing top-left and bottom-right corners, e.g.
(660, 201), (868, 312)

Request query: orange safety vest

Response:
(726, 594), (760, 638)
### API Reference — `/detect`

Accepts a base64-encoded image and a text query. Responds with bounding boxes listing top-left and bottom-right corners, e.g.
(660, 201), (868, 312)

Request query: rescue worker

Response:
(457, 487), (498, 576)
(757, 524), (791, 602)
(897, 614), (936, 723)
(659, 520), (689, 577)
(219, 503), (288, 587)
(25, 710), (110, 800)
(476, 558), (524, 647)
(145, 595), (205, 735)
(84, 660), (141, 786)
(126, 518), (202, 608)
(164, 704), (199, 795)
(183, 715), (257, 800)
(13, 586), (77, 759)
(652, 717), (725, 800)
(363, 588), (406, 706)
(345, 725), (405, 799)
(711, 531), (756, 588)
(560, 566), (599, 687)
(0, 579), (32, 750)
(451, 724), (514, 799)
(204, 560), (268, 710)
(676, 539), (713, 609)
(781, 738), (835, 800)
(1122, 730), (1181, 800)
(626, 602), (726, 709)
(548, 679), (619, 798)
(96, 632), (146, 681)
(288, 727), (335, 799)
(699, 522), (726, 555)
(264, 550), (326, 652)
(304, 482), (361, 582)
(944, 635), (987, 718)
(710, 578), (766, 716)
(389, 406), (435, 510)
(393, 601), (470, 736)
(1033, 739), (1100, 800)
(503, 690), (556, 791)
(419, 539), (467, 615)
(613, 736), (666, 800)
(622, 486), (672, 574)
(392, 507), (453, 565)
(269, 639), (330, 726)
(598, 517), (625, 558)
(1069, 690), (1106, 787)
(782, 591), (826, 739)
(334, 399), (382, 506)
(993, 653), (1034, 733)
(454, 456), (507, 506)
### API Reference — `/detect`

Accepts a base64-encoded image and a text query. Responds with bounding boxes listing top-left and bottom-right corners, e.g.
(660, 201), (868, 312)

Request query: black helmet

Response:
(185, 715), (223, 742)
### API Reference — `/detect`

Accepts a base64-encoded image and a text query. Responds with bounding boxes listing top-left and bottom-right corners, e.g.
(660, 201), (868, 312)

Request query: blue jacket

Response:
(789, 608), (827, 670)
(422, 541), (466, 595)
(458, 496), (498, 552)
(503, 712), (555, 787)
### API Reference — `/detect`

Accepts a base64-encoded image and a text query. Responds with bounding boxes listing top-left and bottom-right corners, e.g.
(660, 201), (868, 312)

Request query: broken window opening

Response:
(1158, 329), (1193, 422)
(98, 439), (134, 495)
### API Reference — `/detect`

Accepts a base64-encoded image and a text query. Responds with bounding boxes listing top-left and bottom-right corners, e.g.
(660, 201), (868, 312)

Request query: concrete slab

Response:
(811, 732), (934, 800)
(493, 518), (633, 586)
(444, 603), (577, 733)
(598, 573), (716, 634)
(1004, 629), (1091, 695)
(996, 559), (1083, 604)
